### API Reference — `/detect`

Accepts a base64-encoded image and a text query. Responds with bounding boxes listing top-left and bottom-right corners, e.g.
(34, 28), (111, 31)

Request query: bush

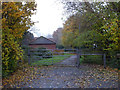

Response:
(105, 51), (120, 69)
(107, 58), (120, 69)
(56, 45), (64, 49)
(80, 55), (103, 65)
(79, 51), (120, 70)
(2, 31), (23, 77)
(30, 47), (53, 59)
(79, 56), (84, 64)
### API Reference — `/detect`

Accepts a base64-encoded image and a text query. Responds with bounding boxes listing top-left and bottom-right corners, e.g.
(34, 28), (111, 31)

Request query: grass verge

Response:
(31, 53), (73, 66)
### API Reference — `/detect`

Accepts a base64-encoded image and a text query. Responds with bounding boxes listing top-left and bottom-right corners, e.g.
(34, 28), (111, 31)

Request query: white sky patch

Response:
(30, 0), (64, 37)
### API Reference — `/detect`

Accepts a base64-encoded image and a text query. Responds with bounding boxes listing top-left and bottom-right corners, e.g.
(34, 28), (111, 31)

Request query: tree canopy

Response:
(62, 2), (120, 51)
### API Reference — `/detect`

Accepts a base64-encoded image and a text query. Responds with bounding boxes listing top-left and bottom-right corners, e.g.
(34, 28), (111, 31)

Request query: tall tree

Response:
(2, 2), (37, 77)
(22, 31), (34, 46)
(62, 1), (120, 51)
(53, 28), (63, 46)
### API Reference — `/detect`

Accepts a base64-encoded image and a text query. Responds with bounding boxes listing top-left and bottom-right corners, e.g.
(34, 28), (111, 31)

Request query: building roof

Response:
(29, 36), (56, 45)
(48, 38), (55, 42)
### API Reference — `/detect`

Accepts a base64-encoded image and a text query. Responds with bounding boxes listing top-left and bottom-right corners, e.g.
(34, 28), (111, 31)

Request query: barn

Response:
(29, 36), (56, 49)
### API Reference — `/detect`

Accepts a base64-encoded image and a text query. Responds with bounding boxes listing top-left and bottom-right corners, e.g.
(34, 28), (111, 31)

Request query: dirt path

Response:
(3, 55), (119, 88)
(54, 55), (77, 66)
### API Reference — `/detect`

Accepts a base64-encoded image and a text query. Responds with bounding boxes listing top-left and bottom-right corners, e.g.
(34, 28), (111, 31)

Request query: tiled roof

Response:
(29, 36), (56, 45)
(48, 38), (55, 42)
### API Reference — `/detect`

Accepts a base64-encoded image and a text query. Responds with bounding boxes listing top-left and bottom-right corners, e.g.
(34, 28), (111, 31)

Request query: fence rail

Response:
(76, 49), (106, 69)
(28, 48), (77, 66)
(24, 48), (107, 68)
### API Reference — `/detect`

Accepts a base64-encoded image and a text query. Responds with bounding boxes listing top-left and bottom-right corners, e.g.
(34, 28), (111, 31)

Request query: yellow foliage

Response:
(2, 2), (36, 77)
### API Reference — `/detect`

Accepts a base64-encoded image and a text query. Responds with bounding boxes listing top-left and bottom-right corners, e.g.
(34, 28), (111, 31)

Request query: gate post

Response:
(52, 49), (53, 65)
(103, 53), (106, 69)
(28, 48), (30, 65)
(77, 49), (80, 67)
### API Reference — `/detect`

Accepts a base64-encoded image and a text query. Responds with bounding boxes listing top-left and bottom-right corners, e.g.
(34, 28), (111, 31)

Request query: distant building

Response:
(29, 36), (56, 49)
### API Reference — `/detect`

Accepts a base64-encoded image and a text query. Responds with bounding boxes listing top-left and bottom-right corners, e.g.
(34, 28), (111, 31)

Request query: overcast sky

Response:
(29, 0), (65, 37)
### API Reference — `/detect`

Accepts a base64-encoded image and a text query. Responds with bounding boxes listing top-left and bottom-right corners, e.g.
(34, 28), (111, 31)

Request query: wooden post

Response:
(52, 49), (53, 65)
(103, 53), (106, 69)
(77, 49), (80, 67)
(76, 49), (78, 66)
(28, 49), (30, 65)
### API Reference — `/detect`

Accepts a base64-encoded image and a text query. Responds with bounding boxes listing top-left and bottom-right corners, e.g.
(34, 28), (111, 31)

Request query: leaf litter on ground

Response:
(2, 63), (119, 88)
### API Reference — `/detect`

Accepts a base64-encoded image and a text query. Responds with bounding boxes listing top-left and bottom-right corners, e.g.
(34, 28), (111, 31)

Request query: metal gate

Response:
(28, 48), (79, 67)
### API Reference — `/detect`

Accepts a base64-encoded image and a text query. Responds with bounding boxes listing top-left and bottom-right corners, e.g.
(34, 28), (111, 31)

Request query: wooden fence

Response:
(76, 49), (106, 69)
(25, 48), (107, 68)
(28, 48), (77, 66)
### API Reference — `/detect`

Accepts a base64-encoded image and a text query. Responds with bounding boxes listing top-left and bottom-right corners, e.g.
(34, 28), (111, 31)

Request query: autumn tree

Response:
(62, 1), (120, 51)
(22, 31), (34, 46)
(53, 28), (64, 48)
(2, 2), (36, 77)
(62, 1), (120, 68)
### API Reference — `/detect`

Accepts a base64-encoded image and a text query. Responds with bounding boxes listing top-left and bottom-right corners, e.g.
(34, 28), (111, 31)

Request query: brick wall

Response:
(29, 44), (56, 49)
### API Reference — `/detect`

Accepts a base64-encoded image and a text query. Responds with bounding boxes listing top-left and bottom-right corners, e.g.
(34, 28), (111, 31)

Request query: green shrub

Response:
(79, 51), (120, 70)
(56, 45), (64, 49)
(107, 58), (120, 69)
(105, 51), (120, 69)
(37, 47), (52, 58)
(81, 55), (103, 65)
(30, 47), (53, 60)
(79, 56), (84, 64)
